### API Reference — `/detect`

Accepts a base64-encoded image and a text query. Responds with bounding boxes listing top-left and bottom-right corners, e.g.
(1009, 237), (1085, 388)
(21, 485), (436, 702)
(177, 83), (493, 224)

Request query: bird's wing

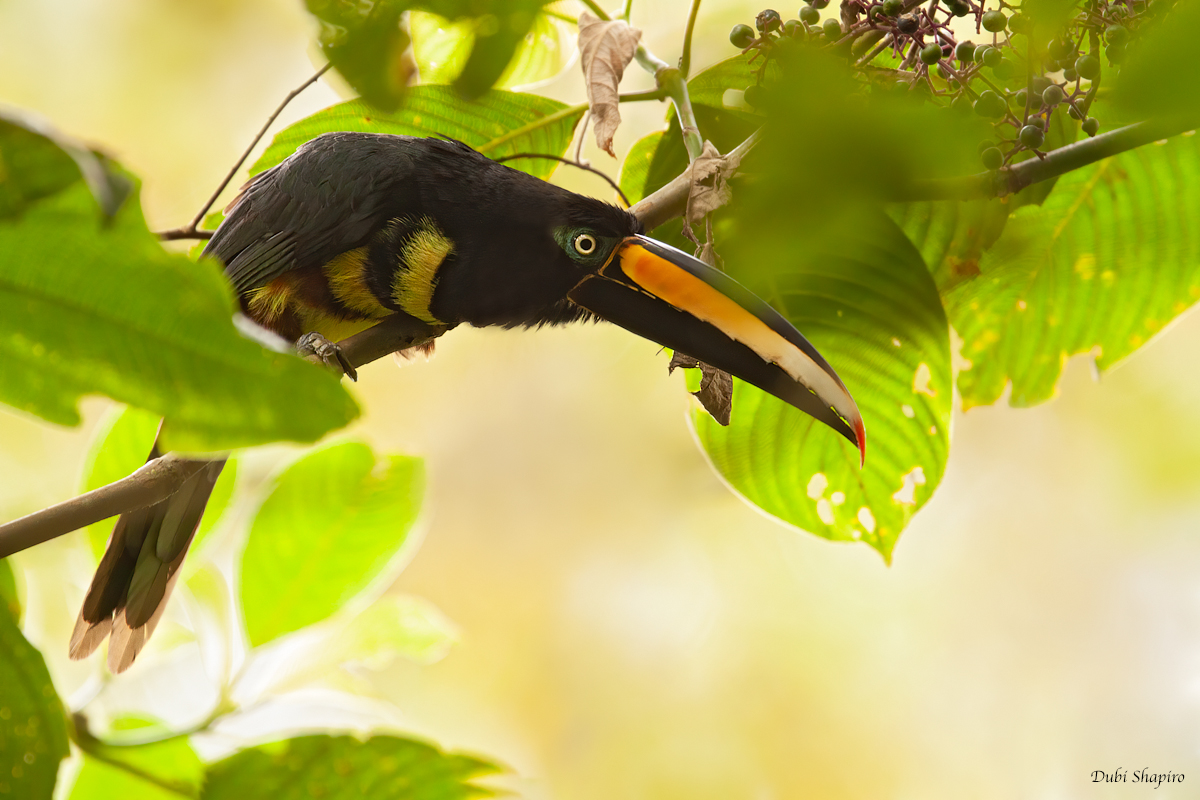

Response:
(204, 133), (419, 296)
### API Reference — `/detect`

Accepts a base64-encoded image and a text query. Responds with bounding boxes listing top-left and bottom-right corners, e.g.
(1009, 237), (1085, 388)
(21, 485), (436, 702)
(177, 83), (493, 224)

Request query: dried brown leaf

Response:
(669, 352), (733, 426)
(578, 12), (642, 156)
(683, 140), (741, 243)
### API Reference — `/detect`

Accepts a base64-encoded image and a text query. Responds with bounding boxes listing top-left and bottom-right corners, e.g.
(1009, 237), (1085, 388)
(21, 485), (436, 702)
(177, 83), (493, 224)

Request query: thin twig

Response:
(495, 152), (631, 205)
(679, 0), (703, 77)
(154, 64), (331, 241)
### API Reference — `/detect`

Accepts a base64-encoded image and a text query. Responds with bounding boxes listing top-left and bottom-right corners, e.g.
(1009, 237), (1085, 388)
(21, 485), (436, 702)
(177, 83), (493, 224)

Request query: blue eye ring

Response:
(574, 233), (597, 255)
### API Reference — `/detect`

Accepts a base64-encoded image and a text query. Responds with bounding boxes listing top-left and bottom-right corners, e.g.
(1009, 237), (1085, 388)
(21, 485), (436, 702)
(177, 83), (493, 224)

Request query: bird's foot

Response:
(297, 332), (358, 382)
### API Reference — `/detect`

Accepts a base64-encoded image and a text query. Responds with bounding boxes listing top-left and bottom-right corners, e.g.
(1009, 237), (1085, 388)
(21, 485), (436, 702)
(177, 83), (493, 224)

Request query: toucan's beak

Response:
(568, 234), (866, 465)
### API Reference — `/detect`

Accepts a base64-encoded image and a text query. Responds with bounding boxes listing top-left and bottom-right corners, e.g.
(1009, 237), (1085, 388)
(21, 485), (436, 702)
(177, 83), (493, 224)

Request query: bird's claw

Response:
(297, 332), (358, 382)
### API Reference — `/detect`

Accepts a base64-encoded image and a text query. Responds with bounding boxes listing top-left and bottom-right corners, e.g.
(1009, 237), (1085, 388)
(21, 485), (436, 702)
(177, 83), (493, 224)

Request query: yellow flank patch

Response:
(297, 308), (380, 343)
(323, 247), (390, 319)
(392, 217), (453, 324)
(246, 278), (295, 322)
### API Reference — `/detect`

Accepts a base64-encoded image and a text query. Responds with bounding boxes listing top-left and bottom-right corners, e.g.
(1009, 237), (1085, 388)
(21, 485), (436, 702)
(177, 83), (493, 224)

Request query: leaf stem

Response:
(680, 0), (702, 77)
(579, 0), (611, 21)
(635, 45), (704, 161)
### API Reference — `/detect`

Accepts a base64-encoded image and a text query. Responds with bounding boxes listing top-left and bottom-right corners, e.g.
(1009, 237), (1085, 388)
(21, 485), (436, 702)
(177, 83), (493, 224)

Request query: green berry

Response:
(1042, 84), (1064, 105)
(983, 46), (1002, 68)
(1008, 13), (1028, 33)
(811, 0), (830, 8)
(974, 90), (1007, 118)
(982, 10), (1007, 31)
(991, 58), (1013, 79)
(921, 43), (943, 65)
(800, 5), (820, 24)
(956, 40), (976, 62)
(1107, 42), (1126, 64)
(896, 14), (919, 34)
(1082, 117), (1100, 136)
(1048, 37), (1075, 60)
(730, 23), (756, 48)
(981, 147), (1004, 170)
(952, 93), (973, 111)
(756, 9), (782, 32)
(937, 62), (953, 79)
(977, 138), (996, 154)
(823, 18), (842, 38)
(1019, 124), (1045, 148)
(949, 0), (971, 16)
(783, 18), (801, 36)
(1105, 24), (1129, 46)
(974, 45), (991, 64)
(881, 0), (904, 15)
(1075, 54), (1100, 80)
(1063, 67), (1079, 82)
(1014, 88), (1028, 109)
(1068, 104), (1084, 120)
(743, 84), (763, 106)
(1030, 75), (1052, 94)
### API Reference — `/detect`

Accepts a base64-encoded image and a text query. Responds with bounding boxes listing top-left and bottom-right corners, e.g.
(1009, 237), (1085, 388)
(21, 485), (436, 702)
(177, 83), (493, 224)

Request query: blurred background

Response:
(2, 1), (1199, 798)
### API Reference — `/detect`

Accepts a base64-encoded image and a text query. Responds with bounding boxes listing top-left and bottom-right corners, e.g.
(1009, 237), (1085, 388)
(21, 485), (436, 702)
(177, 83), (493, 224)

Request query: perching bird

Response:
(70, 133), (865, 672)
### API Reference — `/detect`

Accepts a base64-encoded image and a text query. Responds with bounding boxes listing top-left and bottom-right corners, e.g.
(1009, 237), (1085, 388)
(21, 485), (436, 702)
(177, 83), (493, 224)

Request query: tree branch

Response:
(0, 455), (207, 559)
(904, 115), (1200, 200)
(154, 64), (331, 242)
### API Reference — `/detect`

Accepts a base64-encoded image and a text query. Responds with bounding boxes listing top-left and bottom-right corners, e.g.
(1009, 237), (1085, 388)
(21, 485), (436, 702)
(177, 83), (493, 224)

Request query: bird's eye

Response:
(574, 234), (597, 255)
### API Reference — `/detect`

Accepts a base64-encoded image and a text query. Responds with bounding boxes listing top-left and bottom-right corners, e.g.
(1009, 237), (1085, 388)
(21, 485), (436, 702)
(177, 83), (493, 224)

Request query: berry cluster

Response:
(729, 0), (1174, 171)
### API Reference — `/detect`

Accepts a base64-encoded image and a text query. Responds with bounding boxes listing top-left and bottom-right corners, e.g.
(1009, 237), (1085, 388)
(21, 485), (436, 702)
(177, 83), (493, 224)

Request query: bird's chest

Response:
(429, 243), (583, 328)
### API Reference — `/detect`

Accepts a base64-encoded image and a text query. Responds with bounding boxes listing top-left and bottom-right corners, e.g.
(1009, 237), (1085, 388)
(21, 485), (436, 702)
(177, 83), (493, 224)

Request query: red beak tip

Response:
(855, 419), (867, 469)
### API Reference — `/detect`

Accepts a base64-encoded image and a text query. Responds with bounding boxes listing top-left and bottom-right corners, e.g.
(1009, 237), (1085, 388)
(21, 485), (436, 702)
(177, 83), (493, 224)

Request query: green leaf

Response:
(0, 110), (132, 220)
(249, 88), (583, 182)
(697, 209), (951, 561)
(618, 130), (665, 204)
(948, 134), (1200, 408)
(0, 179), (359, 453)
(202, 734), (499, 800)
(240, 441), (425, 647)
(618, 106), (756, 207)
(0, 559), (18, 623)
(305, 0), (412, 112)
(685, 53), (762, 121)
(70, 736), (203, 800)
(1112, 0), (1200, 119)
(451, 3), (543, 99)
(80, 406), (238, 559)
(329, 594), (458, 667)
(412, 9), (571, 89)
(888, 197), (1012, 293)
(0, 603), (69, 800)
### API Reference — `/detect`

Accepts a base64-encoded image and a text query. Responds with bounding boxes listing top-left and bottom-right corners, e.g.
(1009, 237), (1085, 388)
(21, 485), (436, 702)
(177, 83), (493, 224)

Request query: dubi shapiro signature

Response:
(1092, 769), (1185, 788)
